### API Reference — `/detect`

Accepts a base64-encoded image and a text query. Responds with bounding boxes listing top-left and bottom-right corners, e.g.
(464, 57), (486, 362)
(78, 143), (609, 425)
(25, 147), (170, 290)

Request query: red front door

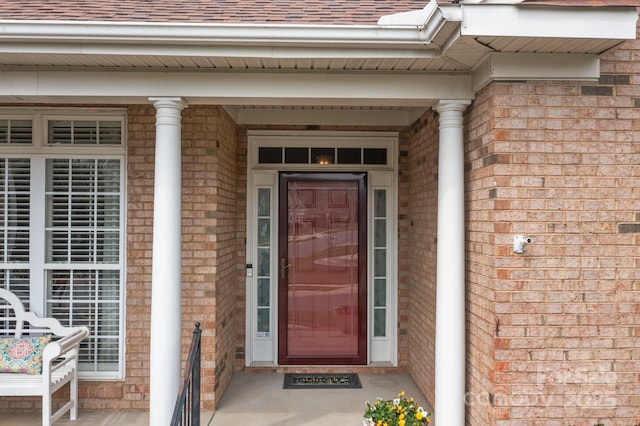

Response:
(278, 173), (367, 365)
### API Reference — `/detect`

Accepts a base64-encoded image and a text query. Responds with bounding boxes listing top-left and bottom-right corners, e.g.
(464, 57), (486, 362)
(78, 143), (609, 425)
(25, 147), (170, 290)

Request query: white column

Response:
(149, 97), (187, 426)
(434, 100), (470, 426)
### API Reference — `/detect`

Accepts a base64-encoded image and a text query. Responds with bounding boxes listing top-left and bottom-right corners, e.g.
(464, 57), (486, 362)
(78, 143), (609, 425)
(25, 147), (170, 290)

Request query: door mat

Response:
(283, 373), (362, 389)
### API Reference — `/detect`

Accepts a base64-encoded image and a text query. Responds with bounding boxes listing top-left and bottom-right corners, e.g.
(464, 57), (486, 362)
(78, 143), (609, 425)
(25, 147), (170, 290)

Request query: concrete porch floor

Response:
(1, 373), (429, 426)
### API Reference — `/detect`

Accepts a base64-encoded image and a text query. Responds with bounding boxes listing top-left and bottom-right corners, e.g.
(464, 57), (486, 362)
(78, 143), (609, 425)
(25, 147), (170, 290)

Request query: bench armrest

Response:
(41, 327), (90, 376)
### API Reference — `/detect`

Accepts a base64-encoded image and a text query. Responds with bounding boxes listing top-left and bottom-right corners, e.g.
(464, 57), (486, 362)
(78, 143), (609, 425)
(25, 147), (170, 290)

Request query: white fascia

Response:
(461, 4), (638, 40)
(472, 52), (600, 92)
(0, 19), (442, 59)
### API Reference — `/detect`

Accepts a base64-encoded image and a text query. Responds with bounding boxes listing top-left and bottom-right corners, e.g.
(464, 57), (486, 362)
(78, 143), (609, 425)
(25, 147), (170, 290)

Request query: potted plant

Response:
(363, 391), (431, 426)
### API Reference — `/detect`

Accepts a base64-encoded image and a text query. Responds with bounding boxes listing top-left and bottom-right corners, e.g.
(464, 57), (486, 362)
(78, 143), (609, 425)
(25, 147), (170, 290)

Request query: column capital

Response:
(435, 100), (471, 129)
(149, 97), (187, 127)
(435, 99), (472, 114)
(149, 96), (188, 110)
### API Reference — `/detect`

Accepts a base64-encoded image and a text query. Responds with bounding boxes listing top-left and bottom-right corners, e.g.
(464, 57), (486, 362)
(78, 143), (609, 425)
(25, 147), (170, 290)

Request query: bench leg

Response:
(70, 372), (78, 420)
(42, 392), (52, 426)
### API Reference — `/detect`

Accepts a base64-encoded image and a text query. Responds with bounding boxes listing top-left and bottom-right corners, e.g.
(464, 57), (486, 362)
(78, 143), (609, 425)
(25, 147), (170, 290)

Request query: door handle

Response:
(281, 258), (292, 280)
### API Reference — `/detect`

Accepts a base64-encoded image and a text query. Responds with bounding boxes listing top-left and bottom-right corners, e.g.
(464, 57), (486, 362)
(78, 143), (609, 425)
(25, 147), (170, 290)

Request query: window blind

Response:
(45, 158), (122, 372)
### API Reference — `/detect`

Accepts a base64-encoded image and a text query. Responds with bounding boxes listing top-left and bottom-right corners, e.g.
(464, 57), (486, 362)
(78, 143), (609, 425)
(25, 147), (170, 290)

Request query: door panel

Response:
(278, 173), (367, 365)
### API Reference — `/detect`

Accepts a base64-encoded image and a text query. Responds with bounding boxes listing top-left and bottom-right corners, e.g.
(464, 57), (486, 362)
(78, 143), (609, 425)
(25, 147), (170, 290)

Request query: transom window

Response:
(258, 146), (388, 165)
(0, 119), (33, 144)
(48, 119), (122, 145)
(250, 132), (395, 170)
(0, 110), (126, 379)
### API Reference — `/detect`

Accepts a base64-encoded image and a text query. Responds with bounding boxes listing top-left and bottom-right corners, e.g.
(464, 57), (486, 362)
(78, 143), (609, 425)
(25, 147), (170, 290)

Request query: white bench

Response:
(0, 288), (89, 426)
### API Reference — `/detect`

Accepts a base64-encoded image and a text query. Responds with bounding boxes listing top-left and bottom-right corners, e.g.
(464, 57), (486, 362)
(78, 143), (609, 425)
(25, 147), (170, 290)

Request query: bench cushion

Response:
(0, 335), (51, 374)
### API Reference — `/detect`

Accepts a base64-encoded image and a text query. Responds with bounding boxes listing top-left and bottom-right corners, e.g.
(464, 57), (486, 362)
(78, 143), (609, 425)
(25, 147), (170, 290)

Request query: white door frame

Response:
(245, 130), (398, 366)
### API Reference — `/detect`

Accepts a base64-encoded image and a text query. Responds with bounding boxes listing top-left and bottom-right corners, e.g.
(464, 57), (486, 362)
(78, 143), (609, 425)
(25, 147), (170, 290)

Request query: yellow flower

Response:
(416, 411), (423, 420)
(399, 413), (405, 420)
(398, 420), (405, 426)
(398, 391), (405, 397)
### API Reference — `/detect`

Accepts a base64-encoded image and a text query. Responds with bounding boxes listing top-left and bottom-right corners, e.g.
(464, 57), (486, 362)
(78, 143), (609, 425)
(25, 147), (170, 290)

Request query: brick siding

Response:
(179, 105), (240, 409)
(406, 111), (440, 409)
(459, 33), (640, 423)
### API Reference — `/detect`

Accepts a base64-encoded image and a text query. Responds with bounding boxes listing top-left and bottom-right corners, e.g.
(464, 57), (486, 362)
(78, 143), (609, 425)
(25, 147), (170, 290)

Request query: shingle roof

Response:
(0, 0), (634, 25)
(522, 0), (639, 5)
(0, 0), (433, 25)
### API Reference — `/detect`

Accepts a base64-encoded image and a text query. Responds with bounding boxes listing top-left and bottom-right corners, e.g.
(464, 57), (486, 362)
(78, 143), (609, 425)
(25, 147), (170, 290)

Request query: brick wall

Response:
(463, 34), (640, 424)
(405, 111), (439, 409)
(179, 105), (240, 409)
(398, 127), (413, 372)
(465, 84), (507, 425)
(207, 107), (240, 407)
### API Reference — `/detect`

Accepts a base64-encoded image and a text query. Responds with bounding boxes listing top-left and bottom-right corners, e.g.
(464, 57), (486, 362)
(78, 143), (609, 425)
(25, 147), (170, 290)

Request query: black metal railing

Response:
(171, 323), (202, 426)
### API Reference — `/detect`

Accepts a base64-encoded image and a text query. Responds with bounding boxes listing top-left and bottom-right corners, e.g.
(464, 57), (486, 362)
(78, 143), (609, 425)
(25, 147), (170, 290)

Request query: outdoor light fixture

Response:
(317, 155), (332, 165)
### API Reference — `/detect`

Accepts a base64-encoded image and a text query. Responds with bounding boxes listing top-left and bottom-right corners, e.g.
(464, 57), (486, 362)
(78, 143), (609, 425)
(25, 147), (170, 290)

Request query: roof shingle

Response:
(522, 0), (639, 5)
(0, 0), (635, 26)
(0, 0), (431, 25)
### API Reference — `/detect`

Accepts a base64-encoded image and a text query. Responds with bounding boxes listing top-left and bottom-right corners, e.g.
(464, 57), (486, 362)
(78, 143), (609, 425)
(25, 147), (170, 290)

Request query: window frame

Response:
(0, 108), (127, 380)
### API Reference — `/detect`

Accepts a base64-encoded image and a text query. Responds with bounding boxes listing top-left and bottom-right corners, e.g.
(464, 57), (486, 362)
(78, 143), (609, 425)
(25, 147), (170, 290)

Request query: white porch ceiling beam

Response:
(0, 70), (474, 106)
(231, 107), (427, 126)
(472, 52), (600, 92)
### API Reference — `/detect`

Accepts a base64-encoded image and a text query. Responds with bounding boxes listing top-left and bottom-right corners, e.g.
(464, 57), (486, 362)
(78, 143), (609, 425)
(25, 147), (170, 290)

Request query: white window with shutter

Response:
(0, 110), (126, 379)
(0, 157), (31, 316)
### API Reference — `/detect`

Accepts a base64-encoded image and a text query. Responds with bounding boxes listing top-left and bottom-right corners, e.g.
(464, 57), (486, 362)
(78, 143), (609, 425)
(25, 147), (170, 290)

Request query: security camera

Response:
(513, 235), (532, 254)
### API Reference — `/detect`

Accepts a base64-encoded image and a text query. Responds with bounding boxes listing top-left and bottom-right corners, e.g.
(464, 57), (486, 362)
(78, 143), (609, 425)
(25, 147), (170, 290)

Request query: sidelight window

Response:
(256, 188), (272, 337)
